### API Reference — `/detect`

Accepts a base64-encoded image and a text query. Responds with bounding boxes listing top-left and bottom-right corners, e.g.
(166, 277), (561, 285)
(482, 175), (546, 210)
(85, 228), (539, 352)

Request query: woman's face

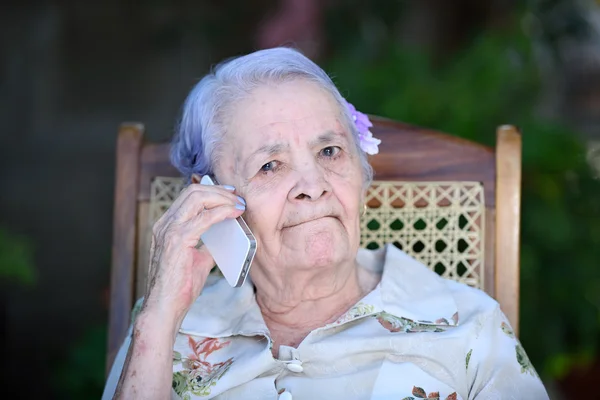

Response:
(215, 79), (364, 281)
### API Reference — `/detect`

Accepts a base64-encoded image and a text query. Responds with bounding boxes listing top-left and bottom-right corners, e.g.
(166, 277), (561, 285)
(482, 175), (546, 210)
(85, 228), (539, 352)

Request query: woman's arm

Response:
(104, 182), (246, 399)
(112, 309), (178, 399)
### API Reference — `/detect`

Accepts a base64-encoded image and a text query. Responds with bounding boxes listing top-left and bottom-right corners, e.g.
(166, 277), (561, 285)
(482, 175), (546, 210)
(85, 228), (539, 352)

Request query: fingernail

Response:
(237, 196), (246, 205)
(235, 203), (246, 210)
(223, 185), (235, 191)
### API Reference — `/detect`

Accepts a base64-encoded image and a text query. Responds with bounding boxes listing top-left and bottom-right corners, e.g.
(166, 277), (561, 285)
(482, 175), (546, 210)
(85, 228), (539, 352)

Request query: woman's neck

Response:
(254, 262), (380, 357)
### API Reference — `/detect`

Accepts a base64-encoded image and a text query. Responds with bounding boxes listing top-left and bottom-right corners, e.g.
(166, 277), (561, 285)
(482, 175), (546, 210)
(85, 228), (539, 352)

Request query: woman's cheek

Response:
(326, 154), (360, 181)
(244, 177), (287, 225)
(247, 163), (292, 193)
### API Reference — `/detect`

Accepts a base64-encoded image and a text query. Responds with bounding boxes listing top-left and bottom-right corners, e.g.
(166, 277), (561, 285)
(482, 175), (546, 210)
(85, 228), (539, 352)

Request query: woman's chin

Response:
(282, 220), (351, 268)
(303, 250), (343, 269)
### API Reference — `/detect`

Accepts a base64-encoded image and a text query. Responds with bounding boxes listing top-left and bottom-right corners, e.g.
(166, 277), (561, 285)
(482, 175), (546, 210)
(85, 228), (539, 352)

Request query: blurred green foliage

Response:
(55, 325), (108, 399)
(0, 226), (36, 286)
(324, 16), (600, 379)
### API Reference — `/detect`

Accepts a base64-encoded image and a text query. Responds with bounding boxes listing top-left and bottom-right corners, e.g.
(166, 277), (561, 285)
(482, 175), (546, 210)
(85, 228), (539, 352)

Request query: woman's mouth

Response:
(284, 215), (337, 229)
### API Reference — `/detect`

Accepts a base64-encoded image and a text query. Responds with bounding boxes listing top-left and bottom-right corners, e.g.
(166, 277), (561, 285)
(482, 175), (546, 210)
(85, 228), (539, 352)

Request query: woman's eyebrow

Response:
(310, 130), (346, 147)
(245, 142), (288, 167)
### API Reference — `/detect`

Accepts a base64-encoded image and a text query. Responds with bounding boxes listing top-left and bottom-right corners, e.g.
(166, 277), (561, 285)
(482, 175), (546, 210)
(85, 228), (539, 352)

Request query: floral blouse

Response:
(103, 245), (549, 400)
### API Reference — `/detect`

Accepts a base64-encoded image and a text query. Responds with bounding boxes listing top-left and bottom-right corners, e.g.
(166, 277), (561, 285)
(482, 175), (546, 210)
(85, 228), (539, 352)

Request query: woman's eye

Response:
(260, 161), (277, 172)
(320, 146), (341, 158)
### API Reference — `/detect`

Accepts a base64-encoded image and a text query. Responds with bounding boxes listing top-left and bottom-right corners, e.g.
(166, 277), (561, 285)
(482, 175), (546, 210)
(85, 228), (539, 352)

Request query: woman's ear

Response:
(191, 173), (202, 184)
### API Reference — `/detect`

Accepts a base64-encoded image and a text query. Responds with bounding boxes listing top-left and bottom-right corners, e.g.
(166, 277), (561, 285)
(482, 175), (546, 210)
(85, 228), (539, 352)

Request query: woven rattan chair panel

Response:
(362, 181), (484, 289)
(149, 177), (187, 223)
(148, 178), (485, 289)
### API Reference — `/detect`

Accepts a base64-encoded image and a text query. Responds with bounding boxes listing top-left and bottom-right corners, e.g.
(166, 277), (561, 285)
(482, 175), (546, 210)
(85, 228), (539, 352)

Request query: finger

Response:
(173, 189), (245, 222)
(167, 184), (235, 217)
(177, 204), (245, 247)
(153, 189), (243, 243)
(160, 185), (245, 225)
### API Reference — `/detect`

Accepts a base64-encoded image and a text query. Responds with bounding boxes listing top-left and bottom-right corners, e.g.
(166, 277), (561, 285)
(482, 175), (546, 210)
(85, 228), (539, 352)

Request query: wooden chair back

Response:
(107, 117), (522, 372)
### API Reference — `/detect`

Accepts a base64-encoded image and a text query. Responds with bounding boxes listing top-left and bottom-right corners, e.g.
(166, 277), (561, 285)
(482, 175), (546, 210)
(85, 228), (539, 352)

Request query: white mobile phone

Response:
(199, 174), (257, 287)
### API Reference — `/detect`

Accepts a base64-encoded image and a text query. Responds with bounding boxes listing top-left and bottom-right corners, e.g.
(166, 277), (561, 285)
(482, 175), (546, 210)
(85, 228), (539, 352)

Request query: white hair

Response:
(170, 47), (373, 185)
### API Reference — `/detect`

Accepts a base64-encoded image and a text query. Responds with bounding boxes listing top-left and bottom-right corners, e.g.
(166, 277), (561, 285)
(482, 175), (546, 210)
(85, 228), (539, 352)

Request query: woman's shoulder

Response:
(442, 278), (500, 324)
(370, 244), (501, 327)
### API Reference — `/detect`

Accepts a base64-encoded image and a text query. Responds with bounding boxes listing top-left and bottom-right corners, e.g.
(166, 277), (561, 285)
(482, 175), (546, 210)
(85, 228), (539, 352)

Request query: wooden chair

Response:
(107, 117), (522, 373)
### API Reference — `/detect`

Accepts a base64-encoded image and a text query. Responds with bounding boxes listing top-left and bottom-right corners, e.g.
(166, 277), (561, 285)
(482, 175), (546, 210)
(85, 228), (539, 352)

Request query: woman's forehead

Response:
(226, 81), (348, 152)
(231, 117), (349, 158)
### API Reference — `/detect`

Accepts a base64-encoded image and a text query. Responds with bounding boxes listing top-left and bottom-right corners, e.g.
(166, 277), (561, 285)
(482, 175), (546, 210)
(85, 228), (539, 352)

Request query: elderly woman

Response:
(103, 48), (548, 400)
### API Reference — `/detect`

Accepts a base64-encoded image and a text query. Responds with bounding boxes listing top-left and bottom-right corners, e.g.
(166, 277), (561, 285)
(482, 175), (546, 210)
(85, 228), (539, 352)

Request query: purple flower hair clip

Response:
(344, 100), (381, 155)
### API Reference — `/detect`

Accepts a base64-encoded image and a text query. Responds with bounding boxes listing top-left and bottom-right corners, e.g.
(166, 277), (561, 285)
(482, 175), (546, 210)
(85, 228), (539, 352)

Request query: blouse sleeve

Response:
(466, 305), (549, 400)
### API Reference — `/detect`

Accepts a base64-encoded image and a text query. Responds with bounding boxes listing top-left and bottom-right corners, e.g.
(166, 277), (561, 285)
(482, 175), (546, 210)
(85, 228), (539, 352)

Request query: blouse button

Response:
(286, 360), (304, 373)
(278, 390), (293, 400)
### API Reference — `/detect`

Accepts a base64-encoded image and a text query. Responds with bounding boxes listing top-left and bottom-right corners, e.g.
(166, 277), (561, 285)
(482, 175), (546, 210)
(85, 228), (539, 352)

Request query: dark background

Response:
(2, 0), (600, 398)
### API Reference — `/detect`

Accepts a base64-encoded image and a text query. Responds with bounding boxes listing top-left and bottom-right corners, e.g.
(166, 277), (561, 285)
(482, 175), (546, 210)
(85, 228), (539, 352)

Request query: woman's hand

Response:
(145, 182), (246, 326)
(112, 181), (245, 399)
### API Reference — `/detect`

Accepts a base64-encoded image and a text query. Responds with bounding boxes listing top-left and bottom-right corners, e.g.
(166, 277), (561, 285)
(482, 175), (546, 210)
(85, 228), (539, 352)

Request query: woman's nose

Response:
(288, 164), (332, 202)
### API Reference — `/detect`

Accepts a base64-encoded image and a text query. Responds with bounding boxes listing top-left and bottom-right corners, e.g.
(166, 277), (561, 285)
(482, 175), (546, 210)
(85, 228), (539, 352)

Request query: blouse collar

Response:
(179, 244), (459, 338)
